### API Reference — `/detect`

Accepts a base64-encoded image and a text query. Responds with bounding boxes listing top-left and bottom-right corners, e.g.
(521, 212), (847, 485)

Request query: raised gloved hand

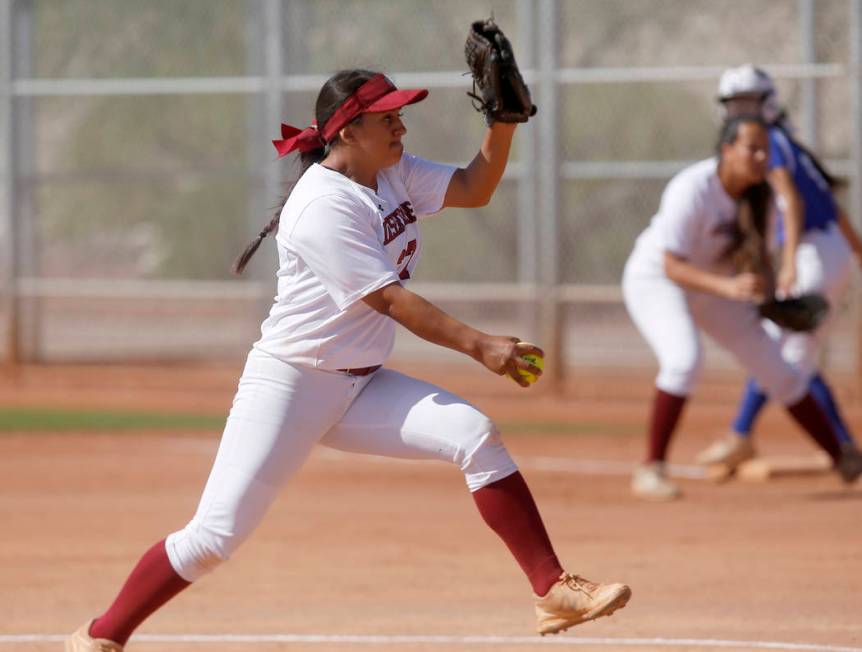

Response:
(464, 17), (537, 125)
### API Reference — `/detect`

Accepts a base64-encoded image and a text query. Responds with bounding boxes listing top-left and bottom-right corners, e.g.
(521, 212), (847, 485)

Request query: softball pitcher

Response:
(697, 65), (862, 473)
(65, 69), (630, 651)
(623, 114), (861, 501)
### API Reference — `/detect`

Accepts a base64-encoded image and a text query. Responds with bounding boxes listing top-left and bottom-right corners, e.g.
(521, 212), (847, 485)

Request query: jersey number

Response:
(397, 239), (417, 280)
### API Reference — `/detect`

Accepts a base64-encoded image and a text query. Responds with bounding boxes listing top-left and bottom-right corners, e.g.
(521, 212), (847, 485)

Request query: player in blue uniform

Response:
(698, 65), (862, 477)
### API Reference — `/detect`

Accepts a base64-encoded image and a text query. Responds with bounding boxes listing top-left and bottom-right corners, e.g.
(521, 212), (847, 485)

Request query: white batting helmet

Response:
(717, 64), (781, 124)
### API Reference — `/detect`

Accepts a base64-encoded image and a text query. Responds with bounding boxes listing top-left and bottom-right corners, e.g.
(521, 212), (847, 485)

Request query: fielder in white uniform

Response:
(66, 70), (630, 651)
(697, 65), (862, 473)
(623, 114), (859, 501)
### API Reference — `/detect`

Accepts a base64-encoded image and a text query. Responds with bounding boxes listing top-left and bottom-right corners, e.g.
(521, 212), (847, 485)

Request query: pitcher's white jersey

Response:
(627, 158), (739, 279)
(255, 151), (456, 370)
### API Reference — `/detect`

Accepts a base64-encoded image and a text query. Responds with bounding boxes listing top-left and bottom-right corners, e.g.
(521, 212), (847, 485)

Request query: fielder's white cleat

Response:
(695, 433), (756, 469)
(631, 461), (680, 501)
(65, 621), (123, 652)
(534, 572), (632, 635)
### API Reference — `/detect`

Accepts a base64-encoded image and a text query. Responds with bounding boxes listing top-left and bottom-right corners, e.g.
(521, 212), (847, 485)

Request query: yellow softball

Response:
(516, 350), (544, 385)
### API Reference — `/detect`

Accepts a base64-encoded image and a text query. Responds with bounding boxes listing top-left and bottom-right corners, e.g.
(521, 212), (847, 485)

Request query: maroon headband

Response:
(272, 74), (428, 159)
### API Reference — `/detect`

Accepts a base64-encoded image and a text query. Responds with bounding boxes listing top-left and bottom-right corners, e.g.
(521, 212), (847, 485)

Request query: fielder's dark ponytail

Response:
(732, 180), (772, 273)
(774, 122), (844, 190)
(717, 115), (773, 273)
(232, 68), (379, 274)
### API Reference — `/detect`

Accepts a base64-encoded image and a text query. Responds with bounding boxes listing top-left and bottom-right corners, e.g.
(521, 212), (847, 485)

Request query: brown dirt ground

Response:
(1, 360), (861, 651)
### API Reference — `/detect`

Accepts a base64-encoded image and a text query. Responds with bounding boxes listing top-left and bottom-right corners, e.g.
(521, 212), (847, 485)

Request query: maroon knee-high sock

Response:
(647, 389), (688, 462)
(89, 539), (190, 646)
(472, 471), (563, 596)
(786, 393), (841, 463)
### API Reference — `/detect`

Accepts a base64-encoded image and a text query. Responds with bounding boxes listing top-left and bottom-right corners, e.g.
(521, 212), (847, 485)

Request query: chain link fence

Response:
(1, 0), (861, 384)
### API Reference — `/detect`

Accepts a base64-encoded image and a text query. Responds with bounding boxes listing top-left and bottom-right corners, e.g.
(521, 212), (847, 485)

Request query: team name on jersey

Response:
(382, 201), (417, 245)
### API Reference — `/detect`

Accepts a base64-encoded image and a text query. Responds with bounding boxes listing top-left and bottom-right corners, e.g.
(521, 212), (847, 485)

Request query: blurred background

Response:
(1, 0), (861, 391)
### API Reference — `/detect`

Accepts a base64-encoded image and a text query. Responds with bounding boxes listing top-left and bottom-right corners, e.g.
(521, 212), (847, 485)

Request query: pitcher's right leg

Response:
(69, 351), (360, 649)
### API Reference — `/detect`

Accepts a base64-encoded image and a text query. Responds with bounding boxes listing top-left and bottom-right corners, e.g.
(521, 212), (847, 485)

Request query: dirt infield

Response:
(1, 361), (860, 651)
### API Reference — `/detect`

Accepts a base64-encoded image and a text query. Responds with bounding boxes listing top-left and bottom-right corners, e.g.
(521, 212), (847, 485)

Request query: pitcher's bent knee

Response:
(456, 414), (518, 492)
(165, 523), (238, 582)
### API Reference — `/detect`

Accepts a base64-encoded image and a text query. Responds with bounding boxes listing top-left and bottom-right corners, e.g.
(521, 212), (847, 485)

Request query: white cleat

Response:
(631, 461), (681, 501)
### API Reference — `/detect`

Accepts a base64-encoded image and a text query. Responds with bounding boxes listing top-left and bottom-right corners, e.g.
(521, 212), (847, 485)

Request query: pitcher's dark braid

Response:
(231, 212), (283, 275)
(232, 69), (378, 274)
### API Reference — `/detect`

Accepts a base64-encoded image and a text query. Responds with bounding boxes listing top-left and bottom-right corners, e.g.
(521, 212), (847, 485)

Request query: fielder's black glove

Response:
(757, 293), (829, 332)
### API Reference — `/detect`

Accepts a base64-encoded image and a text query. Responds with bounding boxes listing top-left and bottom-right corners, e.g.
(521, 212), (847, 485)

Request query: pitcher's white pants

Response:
(165, 348), (517, 581)
(623, 267), (809, 404)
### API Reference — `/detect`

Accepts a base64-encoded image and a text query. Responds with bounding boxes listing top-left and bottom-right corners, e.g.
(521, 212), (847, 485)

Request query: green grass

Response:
(0, 408), (636, 437)
(0, 408), (225, 432)
(498, 420), (639, 436)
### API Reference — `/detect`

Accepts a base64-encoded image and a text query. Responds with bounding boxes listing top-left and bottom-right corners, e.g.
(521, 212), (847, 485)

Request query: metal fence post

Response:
(255, 0), (283, 317)
(0, 0), (15, 367)
(263, 0), (283, 209)
(536, 0), (562, 390)
(850, 0), (862, 392)
(517, 0), (538, 339)
(12, 0), (36, 361)
(245, 0), (266, 253)
(800, 0), (818, 149)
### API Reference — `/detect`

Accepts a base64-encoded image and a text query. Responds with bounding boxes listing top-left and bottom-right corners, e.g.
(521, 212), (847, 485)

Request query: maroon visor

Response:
(273, 74), (428, 158)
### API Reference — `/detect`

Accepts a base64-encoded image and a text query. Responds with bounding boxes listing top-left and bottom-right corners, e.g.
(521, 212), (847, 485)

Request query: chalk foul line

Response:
(2, 633), (860, 651)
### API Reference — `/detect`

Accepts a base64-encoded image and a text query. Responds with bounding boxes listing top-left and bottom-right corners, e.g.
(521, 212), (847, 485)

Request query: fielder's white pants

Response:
(763, 222), (853, 378)
(622, 263), (809, 404)
(165, 348), (517, 582)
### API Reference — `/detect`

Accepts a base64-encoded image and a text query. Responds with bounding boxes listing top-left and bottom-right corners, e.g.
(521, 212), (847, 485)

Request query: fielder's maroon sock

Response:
(646, 389), (688, 462)
(472, 471), (563, 596)
(786, 393), (841, 463)
(89, 539), (190, 646)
